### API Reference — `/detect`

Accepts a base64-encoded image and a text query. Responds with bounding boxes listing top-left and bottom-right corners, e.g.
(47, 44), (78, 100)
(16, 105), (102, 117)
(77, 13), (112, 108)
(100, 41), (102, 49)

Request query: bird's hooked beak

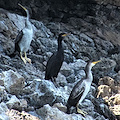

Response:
(92, 60), (101, 65)
(62, 33), (71, 37)
(18, 3), (27, 11)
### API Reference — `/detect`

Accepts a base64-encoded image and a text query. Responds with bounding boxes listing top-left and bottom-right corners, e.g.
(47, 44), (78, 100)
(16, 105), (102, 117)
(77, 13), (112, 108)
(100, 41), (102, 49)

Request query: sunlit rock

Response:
(2, 70), (25, 95)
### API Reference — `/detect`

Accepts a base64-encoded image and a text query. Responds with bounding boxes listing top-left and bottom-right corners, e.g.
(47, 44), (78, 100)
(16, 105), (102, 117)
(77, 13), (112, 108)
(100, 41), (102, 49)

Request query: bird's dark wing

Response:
(9, 30), (23, 57)
(66, 79), (85, 110)
(15, 30), (23, 52)
(15, 30), (23, 44)
(70, 79), (85, 100)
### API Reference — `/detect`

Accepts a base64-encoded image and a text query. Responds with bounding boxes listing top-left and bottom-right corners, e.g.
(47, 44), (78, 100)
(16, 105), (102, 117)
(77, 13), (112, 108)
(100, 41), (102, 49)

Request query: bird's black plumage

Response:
(45, 33), (69, 86)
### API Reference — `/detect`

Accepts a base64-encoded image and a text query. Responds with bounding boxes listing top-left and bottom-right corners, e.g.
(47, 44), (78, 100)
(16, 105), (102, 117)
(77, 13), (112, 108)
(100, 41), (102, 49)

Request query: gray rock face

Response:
(0, 70), (25, 95)
(36, 104), (95, 120)
(0, 2), (119, 120)
(24, 79), (69, 108)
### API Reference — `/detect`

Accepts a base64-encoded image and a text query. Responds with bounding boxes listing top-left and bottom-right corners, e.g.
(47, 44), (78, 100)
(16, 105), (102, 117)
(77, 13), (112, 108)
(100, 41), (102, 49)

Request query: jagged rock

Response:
(36, 104), (95, 120)
(0, 2), (120, 120)
(6, 109), (40, 120)
(6, 95), (20, 109)
(6, 95), (28, 111)
(98, 76), (115, 89)
(0, 102), (9, 120)
(0, 102), (8, 114)
(0, 86), (8, 102)
(1, 70), (25, 95)
(93, 58), (116, 82)
(110, 105), (120, 117)
(97, 85), (112, 98)
(97, 76), (120, 118)
(0, 114), (10, 120)
(53, 103), (67, 113)
(56, 73), (67, 86)
(60, 62), (74, 77)
(24, 79), (69, 108)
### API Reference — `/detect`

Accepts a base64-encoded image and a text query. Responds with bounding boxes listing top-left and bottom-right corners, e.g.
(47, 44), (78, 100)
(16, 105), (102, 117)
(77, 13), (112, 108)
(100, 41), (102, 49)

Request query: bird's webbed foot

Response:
(25, 52), (31, 64)
(20, 52), (27, 64)
(77, 106), (88, 116)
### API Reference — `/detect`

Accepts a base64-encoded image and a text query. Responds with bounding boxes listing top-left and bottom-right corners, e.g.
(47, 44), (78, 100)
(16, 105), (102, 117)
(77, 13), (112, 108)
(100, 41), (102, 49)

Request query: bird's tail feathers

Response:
(66, 103), (71, 114)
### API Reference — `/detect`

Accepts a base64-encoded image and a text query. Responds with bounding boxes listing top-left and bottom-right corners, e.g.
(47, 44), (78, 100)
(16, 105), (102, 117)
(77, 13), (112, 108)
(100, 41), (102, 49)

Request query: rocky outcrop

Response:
(0, 1), (120, 120)
(6, 109), (40, 120)
(0, 70), (25, 95)
(97, 76), (120, 119)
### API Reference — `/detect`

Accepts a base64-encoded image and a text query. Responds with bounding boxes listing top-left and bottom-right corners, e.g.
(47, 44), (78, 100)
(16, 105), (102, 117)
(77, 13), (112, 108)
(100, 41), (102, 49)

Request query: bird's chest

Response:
(84, 81), (92, 94)
(19, 28), (33, 51)
(22, 28), (33, 43)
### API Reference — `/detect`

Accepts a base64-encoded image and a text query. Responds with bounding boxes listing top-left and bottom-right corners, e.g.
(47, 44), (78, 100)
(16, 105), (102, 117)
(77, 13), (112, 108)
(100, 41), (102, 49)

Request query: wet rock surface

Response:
(0, 1), (120, 120)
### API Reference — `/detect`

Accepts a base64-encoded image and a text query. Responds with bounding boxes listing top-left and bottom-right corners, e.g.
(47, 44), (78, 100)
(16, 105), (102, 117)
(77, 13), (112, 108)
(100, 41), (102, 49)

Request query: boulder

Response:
(24, 79), (69, 108)
(0, 86), (8, 102)
(6, 95), (20, 109)
(1, 70), (25, 95)
(97, 85), (111, 98)
(6, 109), (40, 120)
(36, 104), (95, 120)
(98, 76), (115, 89)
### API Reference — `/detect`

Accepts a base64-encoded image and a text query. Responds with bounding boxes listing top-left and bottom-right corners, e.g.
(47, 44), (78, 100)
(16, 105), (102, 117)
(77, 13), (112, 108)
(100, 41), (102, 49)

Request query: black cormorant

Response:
(45, 33), (70, 87)
(13, 4), (33, 64)
(66, 60), (100, 115)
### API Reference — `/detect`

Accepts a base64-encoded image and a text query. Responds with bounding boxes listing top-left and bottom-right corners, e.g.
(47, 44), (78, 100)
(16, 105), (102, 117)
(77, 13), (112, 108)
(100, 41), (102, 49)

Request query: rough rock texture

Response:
(0, 70), (25, 95)
(6, 109), (40, 120)
(97, 76), (120, 119)
(0, 1), (120, 120)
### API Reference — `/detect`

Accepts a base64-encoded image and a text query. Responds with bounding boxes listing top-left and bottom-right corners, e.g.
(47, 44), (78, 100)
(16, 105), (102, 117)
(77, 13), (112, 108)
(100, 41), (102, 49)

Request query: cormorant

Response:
(66, 60), (100, 115)
(12, 4), (33, 64)
(45, 33), (70, 87)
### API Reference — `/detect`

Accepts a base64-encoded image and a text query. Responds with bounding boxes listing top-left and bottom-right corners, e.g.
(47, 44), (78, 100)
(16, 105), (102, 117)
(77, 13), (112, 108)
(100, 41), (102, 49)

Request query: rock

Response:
(6, 109), (40, 120)
(53, 103), (67, 113)
(0, 2), (120, 120)
(98, 76), (115, 89)
(6, 95), (28, 111)
(25, 79), (69, 108)
(110, 105), (120, 116)
(0, 114), (10, 120)
(0, 86), (8, 102)
(6, 95), (20, 109)
(109, 94), (120, 105)
(93, 98), (117, 120)
(36, 104), (94, 120)
(93, 58), (116, 82)
(97, 76), (120, 119)
(0, 102), (9, 120)
(60, 62), (74, 77)
(97, 85), (111, 98)
(2, 70), (25, 95)
(56, 73), (67, 86)
(0, 102), (8, 114)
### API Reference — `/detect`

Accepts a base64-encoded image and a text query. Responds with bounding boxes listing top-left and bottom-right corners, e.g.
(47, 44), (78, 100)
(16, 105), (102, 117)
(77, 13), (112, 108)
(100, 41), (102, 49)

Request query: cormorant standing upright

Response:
(45, 33), (70, 87)
(11, 3), (33, 64)
(66, 60), (100, 115)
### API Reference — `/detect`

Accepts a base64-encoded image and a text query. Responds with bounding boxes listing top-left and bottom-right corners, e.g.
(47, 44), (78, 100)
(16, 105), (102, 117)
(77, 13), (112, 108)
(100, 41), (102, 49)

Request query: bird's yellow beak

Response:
(92, 60), (101, 65)
(62, 33), (71, 37)
(18, 3), (27, 11)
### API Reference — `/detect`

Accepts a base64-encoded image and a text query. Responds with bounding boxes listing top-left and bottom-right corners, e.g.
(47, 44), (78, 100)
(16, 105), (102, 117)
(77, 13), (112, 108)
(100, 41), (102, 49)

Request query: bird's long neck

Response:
(58, 38), (62, 51)
(25, 10), (32, 29)
(85, 66), (93, 82)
